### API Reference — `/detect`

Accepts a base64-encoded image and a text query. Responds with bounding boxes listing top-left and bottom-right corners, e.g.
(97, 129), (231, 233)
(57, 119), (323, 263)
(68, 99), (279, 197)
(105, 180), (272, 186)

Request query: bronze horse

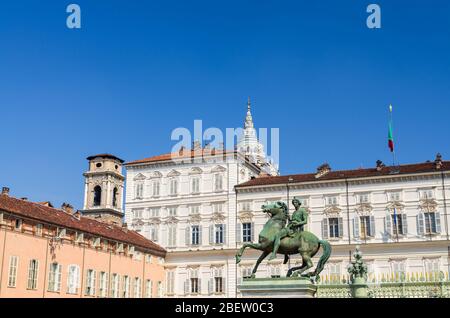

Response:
(235, 201), (331, 280)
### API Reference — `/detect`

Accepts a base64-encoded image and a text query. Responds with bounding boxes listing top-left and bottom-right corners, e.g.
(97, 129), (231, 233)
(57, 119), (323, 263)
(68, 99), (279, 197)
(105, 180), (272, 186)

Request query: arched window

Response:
(112, 187), (118, 207)
(93, 186), (102, 206)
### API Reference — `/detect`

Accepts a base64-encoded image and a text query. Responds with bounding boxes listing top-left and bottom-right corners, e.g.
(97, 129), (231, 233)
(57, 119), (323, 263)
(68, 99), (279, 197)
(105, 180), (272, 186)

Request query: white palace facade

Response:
(124, 103), (450, 298)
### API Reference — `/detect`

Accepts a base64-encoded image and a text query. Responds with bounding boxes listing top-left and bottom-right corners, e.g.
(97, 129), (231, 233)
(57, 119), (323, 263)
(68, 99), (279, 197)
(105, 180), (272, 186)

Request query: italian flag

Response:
(388, 105), (394, 152)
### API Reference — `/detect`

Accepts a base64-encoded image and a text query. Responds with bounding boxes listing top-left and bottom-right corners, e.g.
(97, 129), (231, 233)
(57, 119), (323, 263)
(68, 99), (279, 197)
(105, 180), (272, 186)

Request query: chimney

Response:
(376, 160), (385, 171)
(315, 163), (331, 179)
(1, 187), (10, 196)
(122, 222), (128, 232)
(20, 197), (28, 201)
(61, 203), (74, 214)
(435, 153), (443, 170)
(72, 210), (81, 220)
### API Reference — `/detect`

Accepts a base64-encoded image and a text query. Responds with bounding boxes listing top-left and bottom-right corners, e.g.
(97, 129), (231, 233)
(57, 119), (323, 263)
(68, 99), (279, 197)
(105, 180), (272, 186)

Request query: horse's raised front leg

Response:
(250, 251), (270, 278)
(297, 253), (313, 277)
(235, 242), (268, 264)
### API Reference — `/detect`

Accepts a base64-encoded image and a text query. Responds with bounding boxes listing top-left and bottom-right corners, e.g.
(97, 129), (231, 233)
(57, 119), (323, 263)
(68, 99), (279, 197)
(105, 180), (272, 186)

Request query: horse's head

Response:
(261, 201), (288, 219)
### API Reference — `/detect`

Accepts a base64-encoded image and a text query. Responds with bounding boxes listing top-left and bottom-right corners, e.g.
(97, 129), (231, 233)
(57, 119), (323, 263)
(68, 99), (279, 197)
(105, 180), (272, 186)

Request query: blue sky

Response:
(1, 0), (449, 209)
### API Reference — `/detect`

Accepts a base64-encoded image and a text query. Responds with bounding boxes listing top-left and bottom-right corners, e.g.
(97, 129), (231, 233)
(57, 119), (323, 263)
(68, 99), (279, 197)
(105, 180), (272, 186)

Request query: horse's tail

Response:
(314, 240), (332, 277)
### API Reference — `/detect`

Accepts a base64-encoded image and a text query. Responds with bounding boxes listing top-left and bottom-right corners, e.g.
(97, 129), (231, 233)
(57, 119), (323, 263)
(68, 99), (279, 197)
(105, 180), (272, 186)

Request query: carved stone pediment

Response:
(133, 173), (146, 181)
(355, 203), (373, 215)
(148, 218), (161, 225)
(189, 214), (202, 224)
(419, 199), (438, 212)
(132, 219), (144, 226)
(238, 211), (254, 223)
(211, 212), (226, 223)
(386, 201), (405, 212)
(164, 216), (179, 224)
(324, 205), (341, 216)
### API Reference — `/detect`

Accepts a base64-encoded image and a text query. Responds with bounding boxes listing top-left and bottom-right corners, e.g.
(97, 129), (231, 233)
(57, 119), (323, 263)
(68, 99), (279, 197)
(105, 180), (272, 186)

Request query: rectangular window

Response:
(0, 212), (3, 224)
(157, 281), (163, 298)
(150, 225), (158, 242)
(110, 274), (119, 298)
(240, 202), (252, 212)
(27, 259), (39, 290)
(270, 266), (281, 278)
(214, 174), (223, 191)
(191, 177), (200, 193)
(76, 232), (84, 244)
(326, 196), (338, 206)
(145, 279), (153, 298)
(392, 214), (404, 235)
(214, 277), (223, 293)
(242, 223), (252, 242)
(357, 193), (369, 204)
(67, 265), (80, 294)
(391, 261), (406, 276)
(122, 275), (130, 298)
(420, 189), (434, 200)
(35, 224), (43, 236)
(168, 224), (177, 247)
(328, 218), (340, 238)
(169, 179), (178, 195)
(191, 225), (200, 245)
(134, 277), (142, 298)
(424, 212), (437, 233)
(215, 224), (224, 244)
(8, 256), (19, 287)
(167, 207), (177, 216)
(15, 219), (22, 231)
(166, 271), (175, 295)
(133, 209), (143, 219)
(99, 272), (108, 297)
(190, 278), (199, 294)
(48, 263), (62, 292)
(190, 205), (200, 215)
(150, 208), (160, 217)
(135, 183), (144, 199)
(57, 227), (66, 239)
(389, 192), (401, 202)
(360, 216), (372, 239)
(85, 269), (96, 296)
(212, 202), (224, 213)
(152, 181), (160, 197)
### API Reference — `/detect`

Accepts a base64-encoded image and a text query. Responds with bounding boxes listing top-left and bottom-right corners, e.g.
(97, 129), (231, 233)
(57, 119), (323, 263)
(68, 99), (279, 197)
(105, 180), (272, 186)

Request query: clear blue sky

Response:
(1, 0), (449, 209)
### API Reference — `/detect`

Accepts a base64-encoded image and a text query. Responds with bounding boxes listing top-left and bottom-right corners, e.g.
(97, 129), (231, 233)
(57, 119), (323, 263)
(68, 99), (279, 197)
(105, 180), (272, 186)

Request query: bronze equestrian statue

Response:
(235, 199), (331, 281)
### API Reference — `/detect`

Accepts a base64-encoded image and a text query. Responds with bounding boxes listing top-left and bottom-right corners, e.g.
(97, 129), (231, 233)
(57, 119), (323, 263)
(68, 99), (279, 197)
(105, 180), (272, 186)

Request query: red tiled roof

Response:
(126, 149), (254, 166)
(0, 194), (166, 257)
(235, 161), (450, 188)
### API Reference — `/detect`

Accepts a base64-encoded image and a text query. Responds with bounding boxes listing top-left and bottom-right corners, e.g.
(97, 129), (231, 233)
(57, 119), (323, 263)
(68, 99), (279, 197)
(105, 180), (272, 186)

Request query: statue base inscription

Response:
(238, 277), (317, 298)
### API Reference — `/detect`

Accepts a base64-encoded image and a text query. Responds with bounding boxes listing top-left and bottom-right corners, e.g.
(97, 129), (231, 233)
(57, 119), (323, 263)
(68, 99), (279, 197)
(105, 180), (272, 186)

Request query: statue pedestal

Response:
(238, 277), (317, 298)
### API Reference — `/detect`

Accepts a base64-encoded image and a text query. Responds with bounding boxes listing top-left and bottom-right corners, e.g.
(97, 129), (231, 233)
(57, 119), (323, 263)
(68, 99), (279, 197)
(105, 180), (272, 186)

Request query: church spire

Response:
(245, 96), (254, 129)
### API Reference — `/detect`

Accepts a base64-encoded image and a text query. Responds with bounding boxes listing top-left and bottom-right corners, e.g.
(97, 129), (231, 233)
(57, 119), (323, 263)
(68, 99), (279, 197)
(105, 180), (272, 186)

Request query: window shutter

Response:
(223, 224), (227, 244)
(401, 214), (408, 235)
(222, 277), (226, 293)
(250, 222), (255, 242)
(208, 278), (213, 295)
(338, 217), (344, 238)
(435, 212), (441, 233)
(353, 217), (360, 239)
(185, 226), (191, 246)
(57, 264), (62, 292)
(417, 212), (424, 235)
(209, 225), (214, 244)
(199, 226), (203, 245)
(198, 278), (201, 294)
(184, 279), (189, 295)
(236, 223), (241, 243)
(385, 212), (392, 236)
(369, 215), (375, 237)
(322, 218), (329, 239)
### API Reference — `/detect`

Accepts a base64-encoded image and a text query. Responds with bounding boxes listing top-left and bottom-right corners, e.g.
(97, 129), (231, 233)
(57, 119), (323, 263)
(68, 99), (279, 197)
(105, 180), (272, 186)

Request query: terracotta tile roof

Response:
(235, 161), (450, 188)
(0, 194), (166, 257)
(126, 149), (258, 168)
(87, 154), (124, 163)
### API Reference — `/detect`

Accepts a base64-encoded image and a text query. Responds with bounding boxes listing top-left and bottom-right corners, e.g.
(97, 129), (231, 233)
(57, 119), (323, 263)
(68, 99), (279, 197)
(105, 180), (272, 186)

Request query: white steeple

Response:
(237, 98), (279, 176)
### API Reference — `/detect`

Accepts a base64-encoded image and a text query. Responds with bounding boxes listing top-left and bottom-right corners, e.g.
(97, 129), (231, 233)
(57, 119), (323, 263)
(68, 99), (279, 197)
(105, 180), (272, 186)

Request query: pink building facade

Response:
(0, 190), (166, 298)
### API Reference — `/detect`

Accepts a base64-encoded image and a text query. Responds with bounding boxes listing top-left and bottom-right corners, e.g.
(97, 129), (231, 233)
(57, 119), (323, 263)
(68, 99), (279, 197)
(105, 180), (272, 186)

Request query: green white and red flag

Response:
(388, 105), (394, 153)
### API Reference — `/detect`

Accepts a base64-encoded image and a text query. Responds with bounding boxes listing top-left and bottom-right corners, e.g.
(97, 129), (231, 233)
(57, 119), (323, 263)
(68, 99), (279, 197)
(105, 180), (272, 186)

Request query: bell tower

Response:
(82, 154), (125, 225)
